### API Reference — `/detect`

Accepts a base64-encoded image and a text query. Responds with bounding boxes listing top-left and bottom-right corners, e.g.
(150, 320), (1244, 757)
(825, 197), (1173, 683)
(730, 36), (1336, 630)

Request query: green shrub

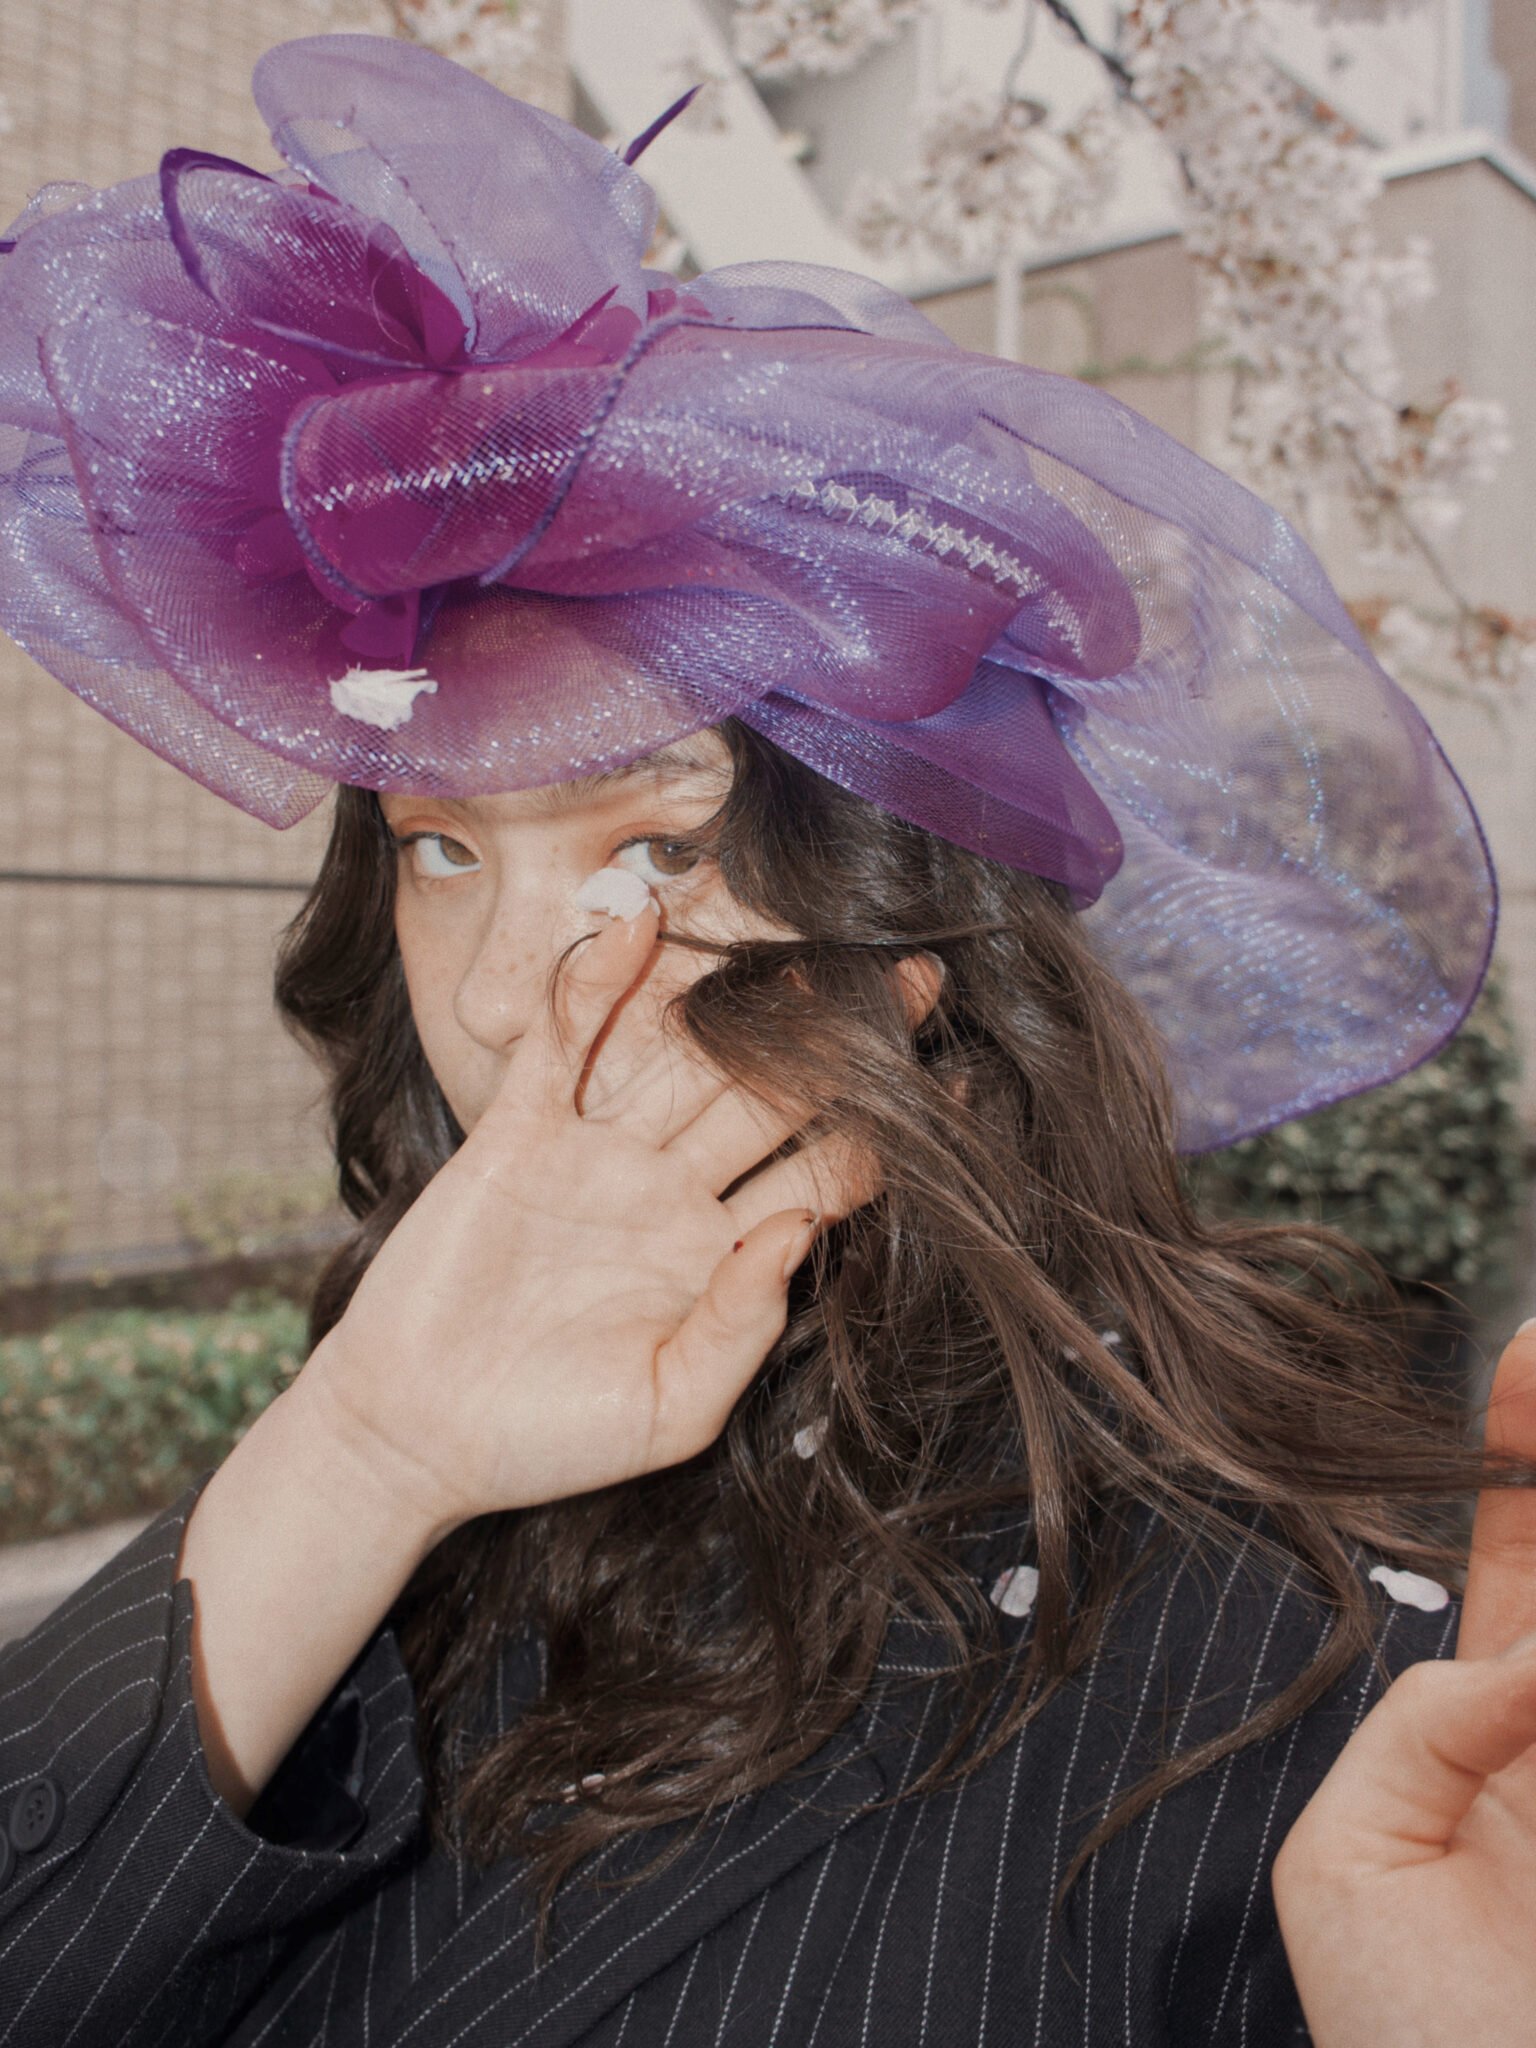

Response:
(1186, 972), (1530, 1294)
(0, 1297), (306, 1543)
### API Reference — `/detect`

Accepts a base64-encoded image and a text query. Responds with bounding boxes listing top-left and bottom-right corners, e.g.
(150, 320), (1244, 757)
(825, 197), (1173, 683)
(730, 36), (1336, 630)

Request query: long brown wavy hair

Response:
(274, 717), (1506, 1914)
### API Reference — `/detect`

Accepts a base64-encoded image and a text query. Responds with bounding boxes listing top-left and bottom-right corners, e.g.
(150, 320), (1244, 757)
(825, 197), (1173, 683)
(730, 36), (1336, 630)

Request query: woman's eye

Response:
(613, 838), (704, 887)
(396, 831), (482, 878)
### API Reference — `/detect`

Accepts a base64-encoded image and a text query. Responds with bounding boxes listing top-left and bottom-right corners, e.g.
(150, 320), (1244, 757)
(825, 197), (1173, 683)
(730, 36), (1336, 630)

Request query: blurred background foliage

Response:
(1187, 969), (1530, 1297)
(0, 1298), (303, 1543)
(172, 1168), (339, 1263)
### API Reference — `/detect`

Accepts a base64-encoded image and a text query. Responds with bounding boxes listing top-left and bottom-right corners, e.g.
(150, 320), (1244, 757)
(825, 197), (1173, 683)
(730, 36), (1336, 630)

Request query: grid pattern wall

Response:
(0, 1), (567, 1274)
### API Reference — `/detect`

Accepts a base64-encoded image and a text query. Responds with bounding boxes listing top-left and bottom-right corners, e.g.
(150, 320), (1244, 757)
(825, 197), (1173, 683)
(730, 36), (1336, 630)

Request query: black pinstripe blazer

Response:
(0, 1475), (1457, 2047)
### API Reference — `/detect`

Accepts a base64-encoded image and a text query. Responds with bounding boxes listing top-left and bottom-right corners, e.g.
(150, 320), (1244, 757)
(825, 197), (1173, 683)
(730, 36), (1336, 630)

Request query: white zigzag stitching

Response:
(780, 478), (1085, 656)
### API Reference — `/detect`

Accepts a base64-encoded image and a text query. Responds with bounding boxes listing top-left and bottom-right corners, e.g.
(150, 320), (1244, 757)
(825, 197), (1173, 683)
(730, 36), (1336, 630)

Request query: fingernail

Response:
(782, 1211), (820, 1285)
(1517, 1318), (1536, 1336)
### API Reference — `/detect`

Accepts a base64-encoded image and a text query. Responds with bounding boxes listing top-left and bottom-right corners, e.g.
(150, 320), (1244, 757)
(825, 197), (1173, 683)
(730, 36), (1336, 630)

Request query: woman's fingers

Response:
(581, 1021), (732, 1142)
(651, 1210), (819, 1462)
(1460, 1325), (1536, 1660)
(489, 902), (663, 1122)
(1280, 1641), (1536, 1877)
(662, 1084), (810, 1193)
(724, 1130), (882, 1235)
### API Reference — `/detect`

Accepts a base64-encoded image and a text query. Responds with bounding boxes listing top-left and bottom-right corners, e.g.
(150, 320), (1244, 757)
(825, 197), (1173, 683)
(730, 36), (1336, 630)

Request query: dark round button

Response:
(9, 1776), (65, 1854)
(0, 1830), (14, 1888)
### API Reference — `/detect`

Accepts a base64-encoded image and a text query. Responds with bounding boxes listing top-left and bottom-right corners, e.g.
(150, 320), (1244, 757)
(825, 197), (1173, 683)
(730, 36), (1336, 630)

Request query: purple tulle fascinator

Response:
(0, 34), (1496, 1148)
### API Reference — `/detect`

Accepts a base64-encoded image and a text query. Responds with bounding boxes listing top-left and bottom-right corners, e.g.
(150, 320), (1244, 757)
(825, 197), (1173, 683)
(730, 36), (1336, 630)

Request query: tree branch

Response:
(1033, 0), (1137, 99)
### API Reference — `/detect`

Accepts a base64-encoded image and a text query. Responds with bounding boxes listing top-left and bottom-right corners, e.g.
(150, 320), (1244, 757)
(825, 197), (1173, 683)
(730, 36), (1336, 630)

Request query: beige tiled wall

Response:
(0, 0), (565, 1270)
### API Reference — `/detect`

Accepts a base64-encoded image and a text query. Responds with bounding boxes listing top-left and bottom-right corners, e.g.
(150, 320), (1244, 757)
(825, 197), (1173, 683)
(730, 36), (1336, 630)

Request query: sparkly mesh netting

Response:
(0, 33), (1495, 1149)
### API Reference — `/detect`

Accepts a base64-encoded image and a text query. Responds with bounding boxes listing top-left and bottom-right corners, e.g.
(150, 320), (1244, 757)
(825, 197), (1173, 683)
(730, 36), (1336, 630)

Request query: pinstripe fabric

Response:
(0, 1477), (1458, 2047)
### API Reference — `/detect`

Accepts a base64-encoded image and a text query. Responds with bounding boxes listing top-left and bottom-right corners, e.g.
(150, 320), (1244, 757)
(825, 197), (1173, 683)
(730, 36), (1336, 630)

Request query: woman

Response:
(0, 33), (1531, 2046)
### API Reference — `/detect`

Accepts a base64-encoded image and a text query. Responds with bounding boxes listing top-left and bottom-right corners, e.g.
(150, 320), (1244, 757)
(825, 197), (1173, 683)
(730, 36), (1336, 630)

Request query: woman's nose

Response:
(451, 883), (587, 1054)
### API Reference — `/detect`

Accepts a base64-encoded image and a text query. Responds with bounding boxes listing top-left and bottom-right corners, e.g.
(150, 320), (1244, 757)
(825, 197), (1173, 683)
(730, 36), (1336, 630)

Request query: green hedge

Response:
(1186, 973), (1530, 1294)
(0, 1297), (305, 1544)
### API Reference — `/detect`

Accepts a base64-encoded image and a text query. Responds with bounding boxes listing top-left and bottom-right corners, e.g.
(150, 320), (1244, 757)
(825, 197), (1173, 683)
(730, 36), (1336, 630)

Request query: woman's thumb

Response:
(704, 1208), (821, 1345)
(1281, 1646), (1536, 1883)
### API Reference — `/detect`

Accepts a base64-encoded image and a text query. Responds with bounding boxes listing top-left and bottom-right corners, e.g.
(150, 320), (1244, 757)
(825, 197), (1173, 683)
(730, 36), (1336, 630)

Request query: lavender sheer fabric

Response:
(0, 34), (1495, 1147)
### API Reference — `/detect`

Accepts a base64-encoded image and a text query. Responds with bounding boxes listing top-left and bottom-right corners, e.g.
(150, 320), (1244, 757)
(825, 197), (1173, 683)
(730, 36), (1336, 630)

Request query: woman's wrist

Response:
(175, 1369), (455, 1818)
(284, 1336), (472, 1552)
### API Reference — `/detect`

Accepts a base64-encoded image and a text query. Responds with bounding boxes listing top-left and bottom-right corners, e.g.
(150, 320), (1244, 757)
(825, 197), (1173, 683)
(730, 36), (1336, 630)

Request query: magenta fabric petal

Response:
(281, 362), (621, 597)
(740, 662), (1123, 899)
(253, 36), (656, 363)
(0, 175), (232, 435)
(0, 420), (328, 822)
(159, 157), (468, 370)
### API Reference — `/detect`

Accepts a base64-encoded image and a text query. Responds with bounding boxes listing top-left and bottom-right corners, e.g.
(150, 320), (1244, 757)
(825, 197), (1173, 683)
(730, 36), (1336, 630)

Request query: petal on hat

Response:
(0, 174), (229, 437)
(740, 663), (1123, 899)
(159, 157), (468, 371)
(280, 360), (622, 598)
(0, 423), (328, 826)
(254, 35), (656, 364)
(338, 582), (767, 799)
(684, 261), (959, 348)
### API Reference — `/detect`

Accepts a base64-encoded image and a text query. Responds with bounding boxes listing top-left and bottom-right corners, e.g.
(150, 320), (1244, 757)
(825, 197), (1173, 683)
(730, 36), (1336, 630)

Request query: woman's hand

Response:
(1273, 1324), (1536, 2046)
(296, 898), (872, 1535)
(179, 898), (878, 1816)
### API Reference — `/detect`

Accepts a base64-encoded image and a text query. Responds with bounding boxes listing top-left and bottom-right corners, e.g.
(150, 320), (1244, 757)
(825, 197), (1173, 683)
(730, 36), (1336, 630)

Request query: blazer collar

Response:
(385, 1696), (894, 2048)
(381, 1530), (1033, 2048)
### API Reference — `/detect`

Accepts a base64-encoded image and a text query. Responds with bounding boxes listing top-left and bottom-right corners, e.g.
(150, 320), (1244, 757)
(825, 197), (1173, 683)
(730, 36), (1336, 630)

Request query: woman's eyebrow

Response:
(521, 745), (728, 819)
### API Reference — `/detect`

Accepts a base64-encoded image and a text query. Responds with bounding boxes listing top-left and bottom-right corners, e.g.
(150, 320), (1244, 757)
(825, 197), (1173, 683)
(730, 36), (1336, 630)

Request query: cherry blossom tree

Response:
(730, 0), (932, 79)
(379, 0), (548, 85)
(752, 0), (1530, 699)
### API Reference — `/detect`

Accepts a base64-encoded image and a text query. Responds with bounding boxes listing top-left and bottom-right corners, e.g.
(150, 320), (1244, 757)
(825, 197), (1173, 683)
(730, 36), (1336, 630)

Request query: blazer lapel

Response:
(386, 1699), (895, 2048)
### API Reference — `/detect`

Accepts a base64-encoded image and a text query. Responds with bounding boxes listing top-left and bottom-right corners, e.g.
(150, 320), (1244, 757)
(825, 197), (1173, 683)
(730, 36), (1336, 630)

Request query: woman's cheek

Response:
(395, 910), (471, 1084)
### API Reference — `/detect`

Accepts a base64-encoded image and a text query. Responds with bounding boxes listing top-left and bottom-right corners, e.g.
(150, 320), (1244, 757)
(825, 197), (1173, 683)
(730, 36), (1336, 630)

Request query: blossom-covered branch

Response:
(848, 89), (1120, 269)
(730, 0), (929, 80)
(381, 0), (545, 82)
(1125, 0), (1516, 680)
(830, 0), (1521, 692)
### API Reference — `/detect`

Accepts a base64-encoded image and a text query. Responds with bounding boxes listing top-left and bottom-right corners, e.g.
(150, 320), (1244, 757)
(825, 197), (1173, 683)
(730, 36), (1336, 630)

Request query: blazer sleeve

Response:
(0, 1474), (426, 2048)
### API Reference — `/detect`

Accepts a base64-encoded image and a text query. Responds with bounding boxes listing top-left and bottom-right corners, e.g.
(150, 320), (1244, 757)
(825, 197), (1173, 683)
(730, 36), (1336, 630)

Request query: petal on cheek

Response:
(574, 866), (655, 920)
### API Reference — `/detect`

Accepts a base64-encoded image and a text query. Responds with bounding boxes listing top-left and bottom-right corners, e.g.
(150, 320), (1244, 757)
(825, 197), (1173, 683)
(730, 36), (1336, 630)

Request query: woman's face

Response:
(379, 731), (781, 1133)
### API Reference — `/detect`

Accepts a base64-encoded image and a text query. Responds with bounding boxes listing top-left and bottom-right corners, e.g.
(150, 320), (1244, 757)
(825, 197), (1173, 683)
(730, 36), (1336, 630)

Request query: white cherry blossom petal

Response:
(328, 665), (438, 731)
(792, 1417), (828, 1460)
(990, 1563), (1040, 1619)
(573, 866), (654, 921)
(1368, 1564), (1450, 1613)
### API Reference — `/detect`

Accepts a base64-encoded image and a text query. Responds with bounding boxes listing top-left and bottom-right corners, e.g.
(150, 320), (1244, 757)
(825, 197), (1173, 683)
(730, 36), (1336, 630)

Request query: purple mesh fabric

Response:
(0, 34), (1496, 1148)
